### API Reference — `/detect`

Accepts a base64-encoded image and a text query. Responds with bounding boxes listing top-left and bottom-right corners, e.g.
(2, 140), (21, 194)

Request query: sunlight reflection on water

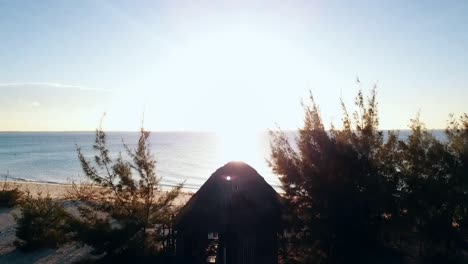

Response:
(0, 132), (282, 191)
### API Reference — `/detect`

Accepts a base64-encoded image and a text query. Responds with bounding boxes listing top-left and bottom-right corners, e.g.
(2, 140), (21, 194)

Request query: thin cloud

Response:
(30, 101), (41, 107)
(0, 82), (111, 92)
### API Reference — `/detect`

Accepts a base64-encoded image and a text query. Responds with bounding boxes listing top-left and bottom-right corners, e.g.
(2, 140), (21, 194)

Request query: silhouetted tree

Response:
(440, 114), (468, 255)
(72, 126), (183, 261)
(270, 88), (398, 263)
(396, 114), (468, 260)
(271, 85), (468, 263)
(446, 114), (468, 240)
(398, 116), (446, 254)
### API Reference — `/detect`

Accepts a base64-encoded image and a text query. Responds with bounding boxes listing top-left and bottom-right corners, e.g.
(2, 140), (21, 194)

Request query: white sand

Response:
(0, 181), (193, 263)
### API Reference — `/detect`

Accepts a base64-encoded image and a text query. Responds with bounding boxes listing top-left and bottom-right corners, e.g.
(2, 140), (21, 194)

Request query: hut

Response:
(175, 161), (282, 264)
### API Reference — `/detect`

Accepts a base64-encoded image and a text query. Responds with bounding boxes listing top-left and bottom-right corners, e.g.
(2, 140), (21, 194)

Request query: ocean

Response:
(0, 130), (446, 191)
(0, 131), (278, 190)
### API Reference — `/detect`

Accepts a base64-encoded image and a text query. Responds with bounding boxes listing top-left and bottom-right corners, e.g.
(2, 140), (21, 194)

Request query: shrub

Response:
(0, 188), (22, 208)
(14, 191), (71, 251)
(0, 179), (22, 207)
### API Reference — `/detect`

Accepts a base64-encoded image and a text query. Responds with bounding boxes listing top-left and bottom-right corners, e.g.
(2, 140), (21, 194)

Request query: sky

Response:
(0, 0), (467, 131)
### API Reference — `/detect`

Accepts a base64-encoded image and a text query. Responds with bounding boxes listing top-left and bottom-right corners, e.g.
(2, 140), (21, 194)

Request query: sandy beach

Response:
(3, 181), (77, 199)
(2, 180), (193, 203)
(0, 181), (192, 264)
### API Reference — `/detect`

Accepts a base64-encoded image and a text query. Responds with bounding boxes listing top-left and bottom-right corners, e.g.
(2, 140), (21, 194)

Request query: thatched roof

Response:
(175, 161), (282, 233)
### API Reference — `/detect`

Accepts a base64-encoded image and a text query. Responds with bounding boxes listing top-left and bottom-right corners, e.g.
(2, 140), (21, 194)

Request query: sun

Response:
(215, 128), (262, 165)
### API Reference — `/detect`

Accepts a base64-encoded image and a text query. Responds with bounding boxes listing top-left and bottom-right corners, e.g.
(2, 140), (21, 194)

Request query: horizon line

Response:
(0, 128), (449, 133)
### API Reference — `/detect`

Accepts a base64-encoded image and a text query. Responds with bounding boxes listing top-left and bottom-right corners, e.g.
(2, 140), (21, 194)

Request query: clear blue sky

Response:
(0, 0), (467, 131)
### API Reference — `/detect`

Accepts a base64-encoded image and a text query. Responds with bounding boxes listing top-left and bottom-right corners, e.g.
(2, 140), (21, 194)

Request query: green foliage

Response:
(73, 126), (182, 259)
(270, 87), (468, 263)
(14, 191), (70, 251)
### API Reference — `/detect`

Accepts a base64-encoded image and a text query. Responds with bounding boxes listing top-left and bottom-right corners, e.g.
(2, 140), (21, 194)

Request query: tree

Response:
(270, 88), (398, 263)
(446, 114), (468, 228)
(72, 125), (183, 261)
(444, 114), (468, 253)
(395, 113), (468, 259)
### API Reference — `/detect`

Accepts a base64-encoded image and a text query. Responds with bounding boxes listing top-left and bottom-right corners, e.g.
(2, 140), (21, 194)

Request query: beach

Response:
(1, 181), (191, 203)
(0, 181), (193, 263)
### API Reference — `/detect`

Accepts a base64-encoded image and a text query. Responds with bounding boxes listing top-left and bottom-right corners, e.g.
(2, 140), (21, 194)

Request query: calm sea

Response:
(0, 132), (277, 190)
(0, 130), (446, 191)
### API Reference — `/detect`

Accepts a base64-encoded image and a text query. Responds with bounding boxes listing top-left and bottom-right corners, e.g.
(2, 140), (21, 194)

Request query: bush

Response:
(0, 178), (22, 207)
(14, 191), (71, 251)
(0, 188), (22, 208)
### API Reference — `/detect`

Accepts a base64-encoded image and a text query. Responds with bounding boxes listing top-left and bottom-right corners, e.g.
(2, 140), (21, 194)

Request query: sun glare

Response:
(215, 128), (262, 165)
(117, 24), (309, 132)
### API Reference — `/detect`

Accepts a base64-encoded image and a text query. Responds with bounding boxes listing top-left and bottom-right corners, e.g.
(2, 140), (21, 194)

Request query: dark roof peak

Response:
(175, 162), (282, 231)
(213, 161), (260, 180)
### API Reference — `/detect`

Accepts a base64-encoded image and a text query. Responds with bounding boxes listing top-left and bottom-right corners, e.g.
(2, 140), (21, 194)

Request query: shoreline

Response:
(2, 180), (193, 205)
